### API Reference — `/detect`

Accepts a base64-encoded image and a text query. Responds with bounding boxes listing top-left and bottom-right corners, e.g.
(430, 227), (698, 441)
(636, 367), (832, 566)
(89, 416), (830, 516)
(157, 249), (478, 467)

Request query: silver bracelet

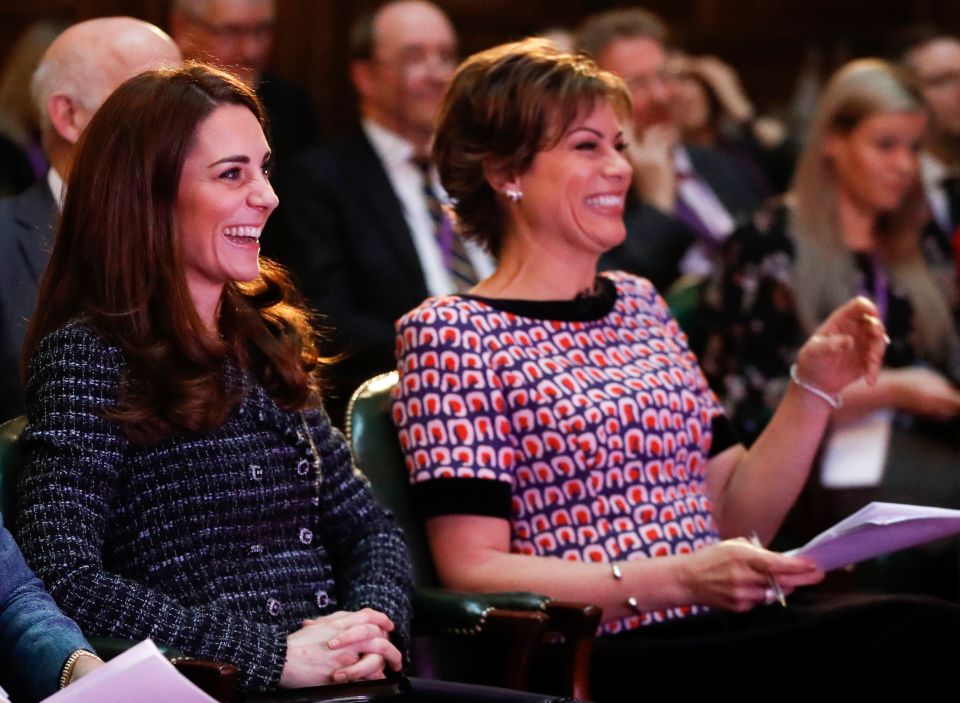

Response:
(789, 363), (842, 409)
(610, 564), (644, 614)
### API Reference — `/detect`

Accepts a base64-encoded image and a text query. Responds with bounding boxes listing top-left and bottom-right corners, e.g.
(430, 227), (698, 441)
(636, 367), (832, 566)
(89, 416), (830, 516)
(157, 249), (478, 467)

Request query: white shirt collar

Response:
(920, 150), (949, 192)
(362, 118), (416, 170)
(47, 168), (66, 211)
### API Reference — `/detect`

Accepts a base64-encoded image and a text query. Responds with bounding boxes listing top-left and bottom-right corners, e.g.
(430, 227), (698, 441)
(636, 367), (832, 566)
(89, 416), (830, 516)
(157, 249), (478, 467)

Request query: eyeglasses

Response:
(371, 47), (458, 79)
(920, 70), (960, 92)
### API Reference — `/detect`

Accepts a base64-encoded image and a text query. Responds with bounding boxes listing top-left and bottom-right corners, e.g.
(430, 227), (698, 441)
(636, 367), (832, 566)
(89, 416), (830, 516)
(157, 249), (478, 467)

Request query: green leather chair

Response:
(0, 416), (237, 702)
(347, 373), (600, 700)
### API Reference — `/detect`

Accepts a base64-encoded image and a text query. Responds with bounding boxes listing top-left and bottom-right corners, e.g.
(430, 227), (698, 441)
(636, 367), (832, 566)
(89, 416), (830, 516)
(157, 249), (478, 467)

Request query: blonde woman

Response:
(703, 58), (960, 445)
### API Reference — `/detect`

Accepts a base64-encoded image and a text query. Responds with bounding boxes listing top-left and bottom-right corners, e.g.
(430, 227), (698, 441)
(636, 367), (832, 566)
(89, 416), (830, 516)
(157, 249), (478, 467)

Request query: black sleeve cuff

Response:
(709, 413), (740, 457)
(412, 478), (513, 520)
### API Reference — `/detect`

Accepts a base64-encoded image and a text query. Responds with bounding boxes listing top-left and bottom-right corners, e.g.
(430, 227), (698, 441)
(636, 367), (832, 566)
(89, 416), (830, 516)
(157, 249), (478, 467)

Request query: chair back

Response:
(346, 372), (440, 587)
(0, 416), (27, 521)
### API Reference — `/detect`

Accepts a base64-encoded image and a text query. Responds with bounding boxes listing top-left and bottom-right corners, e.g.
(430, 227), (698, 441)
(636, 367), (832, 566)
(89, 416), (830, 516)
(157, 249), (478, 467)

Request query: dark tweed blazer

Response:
(16, 322), (412, 691)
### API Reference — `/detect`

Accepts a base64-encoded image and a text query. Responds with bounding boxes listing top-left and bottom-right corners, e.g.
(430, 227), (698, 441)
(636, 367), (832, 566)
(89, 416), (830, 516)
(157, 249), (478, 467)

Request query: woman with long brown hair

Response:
(16, 63), (409, 692)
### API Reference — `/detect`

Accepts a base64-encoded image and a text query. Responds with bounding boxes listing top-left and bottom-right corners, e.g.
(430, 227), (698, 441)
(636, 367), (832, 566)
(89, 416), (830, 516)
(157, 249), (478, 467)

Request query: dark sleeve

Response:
(600, 201), (696, 292)
(17, 326), (288, 691)
(412, 478), (512, 519)
(393, 302), (518, 523)
(0, 515), (91, 702)
(308, 410), (413, 648)
(708, 414), (739, 458)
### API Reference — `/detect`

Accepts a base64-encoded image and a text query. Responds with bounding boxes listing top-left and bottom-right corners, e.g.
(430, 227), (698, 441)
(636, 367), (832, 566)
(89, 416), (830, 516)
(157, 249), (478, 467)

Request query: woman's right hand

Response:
(885, 367), (960, 420)
(676, 539), (824, 612)
(279, 609), (402, 688)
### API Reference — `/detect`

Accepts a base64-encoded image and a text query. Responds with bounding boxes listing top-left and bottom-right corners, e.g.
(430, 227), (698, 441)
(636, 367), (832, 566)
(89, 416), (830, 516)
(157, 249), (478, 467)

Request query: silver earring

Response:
(505, 188), (524, 202)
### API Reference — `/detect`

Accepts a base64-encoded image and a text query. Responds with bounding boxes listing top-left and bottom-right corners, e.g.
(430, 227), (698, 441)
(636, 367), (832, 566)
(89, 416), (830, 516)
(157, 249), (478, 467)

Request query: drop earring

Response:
(505, 188), (524, 202)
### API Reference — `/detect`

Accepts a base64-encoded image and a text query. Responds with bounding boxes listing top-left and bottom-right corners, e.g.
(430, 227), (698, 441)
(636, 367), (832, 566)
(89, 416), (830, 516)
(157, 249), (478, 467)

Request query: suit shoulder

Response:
(292, 132), (374, 173)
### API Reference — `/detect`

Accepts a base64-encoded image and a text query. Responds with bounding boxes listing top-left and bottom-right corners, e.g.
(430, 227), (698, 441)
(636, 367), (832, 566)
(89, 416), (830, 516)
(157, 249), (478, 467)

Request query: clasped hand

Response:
(279, 608), (402, 688)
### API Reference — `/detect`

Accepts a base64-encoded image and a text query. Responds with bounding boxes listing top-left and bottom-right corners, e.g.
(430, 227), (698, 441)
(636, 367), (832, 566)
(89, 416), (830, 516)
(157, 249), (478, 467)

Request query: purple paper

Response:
(785, 502), (960, 571)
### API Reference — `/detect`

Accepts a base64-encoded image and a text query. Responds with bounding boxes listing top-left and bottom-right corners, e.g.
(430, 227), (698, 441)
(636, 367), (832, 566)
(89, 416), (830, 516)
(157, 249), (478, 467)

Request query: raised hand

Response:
(795, 296), (888, 396)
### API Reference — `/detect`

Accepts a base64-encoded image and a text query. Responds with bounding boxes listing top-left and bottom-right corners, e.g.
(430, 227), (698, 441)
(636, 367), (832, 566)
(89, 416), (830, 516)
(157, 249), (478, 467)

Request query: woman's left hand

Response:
(795, 296), (887, 396)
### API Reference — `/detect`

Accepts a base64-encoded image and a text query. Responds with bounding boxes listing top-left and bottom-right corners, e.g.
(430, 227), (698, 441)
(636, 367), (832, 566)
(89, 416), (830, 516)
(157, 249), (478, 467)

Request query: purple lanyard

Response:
(858, 254), (888, 323)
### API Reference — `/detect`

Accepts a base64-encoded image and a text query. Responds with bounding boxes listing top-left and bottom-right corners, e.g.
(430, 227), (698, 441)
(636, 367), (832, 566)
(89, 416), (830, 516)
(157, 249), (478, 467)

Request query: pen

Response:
(750, 530), (787, 607)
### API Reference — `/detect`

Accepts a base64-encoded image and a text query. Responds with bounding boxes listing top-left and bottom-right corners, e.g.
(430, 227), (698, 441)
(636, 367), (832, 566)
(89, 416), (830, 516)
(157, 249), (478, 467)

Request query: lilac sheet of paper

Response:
(784, 502), (960, 571)
(41, 639), (218, 703)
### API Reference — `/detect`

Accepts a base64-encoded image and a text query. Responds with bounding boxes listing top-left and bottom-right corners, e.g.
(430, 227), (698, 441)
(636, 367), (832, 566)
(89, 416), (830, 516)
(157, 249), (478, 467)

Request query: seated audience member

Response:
(0, 21), (64, 198)
(893, 26), (960, 295)
(670, 53), (797, 195)
(0, 515), (99, 702)
(0, 17), (180, 423)
(17, 64), (410, 693)
(701, 60), (960, 445)
(575, 8), (765, 287)
(264, 0), (492, 426)
(392, 38), (960, 699)
(169, 0), (318, 164)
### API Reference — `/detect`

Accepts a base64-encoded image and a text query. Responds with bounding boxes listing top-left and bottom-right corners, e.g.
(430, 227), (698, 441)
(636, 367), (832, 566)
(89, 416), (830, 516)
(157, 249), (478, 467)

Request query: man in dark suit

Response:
(170, 0), (317, 166)
(576, 8), (764, 289)
(265, 1), (492, 424)
(0, 18), (180, 422)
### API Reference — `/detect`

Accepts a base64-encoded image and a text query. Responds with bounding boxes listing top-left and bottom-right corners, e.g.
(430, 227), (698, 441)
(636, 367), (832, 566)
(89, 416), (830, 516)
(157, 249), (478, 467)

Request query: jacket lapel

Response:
(12, 180), (57, 284)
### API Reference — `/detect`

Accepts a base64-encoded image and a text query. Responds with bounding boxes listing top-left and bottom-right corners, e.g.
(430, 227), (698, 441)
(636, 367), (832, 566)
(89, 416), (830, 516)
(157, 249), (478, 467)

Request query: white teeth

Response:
(224, 226), (261, 239)
(586, 195), (622, 207)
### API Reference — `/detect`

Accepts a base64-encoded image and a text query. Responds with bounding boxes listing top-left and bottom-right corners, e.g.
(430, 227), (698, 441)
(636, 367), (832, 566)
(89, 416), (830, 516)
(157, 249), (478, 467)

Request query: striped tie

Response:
(412, 156), (477, 292)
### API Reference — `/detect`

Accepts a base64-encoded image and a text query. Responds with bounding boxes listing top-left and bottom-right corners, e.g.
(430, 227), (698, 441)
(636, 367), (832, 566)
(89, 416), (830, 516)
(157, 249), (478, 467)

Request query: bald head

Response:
(33, 17), (181, 174)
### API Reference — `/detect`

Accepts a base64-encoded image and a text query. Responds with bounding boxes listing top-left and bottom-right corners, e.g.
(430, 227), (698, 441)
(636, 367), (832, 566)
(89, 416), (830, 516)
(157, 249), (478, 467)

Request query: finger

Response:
(747, 551), (820, 576)
(315, 608), (395, 634)
(302, 610), (351, 627)
(332, 654), (386, 683)
(777, 568), (825, 587)
(328, 623), (389, 650)
(336, 638), (403, 679)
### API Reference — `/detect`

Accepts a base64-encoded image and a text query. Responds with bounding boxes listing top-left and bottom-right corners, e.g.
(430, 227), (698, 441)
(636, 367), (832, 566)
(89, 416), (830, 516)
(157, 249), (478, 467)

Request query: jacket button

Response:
(296, 458), (310, 476)
(267, 598), (282, 616)
(250, 544), (263, 554)
(299, 528), (313, 545)
(249, 464), (263, 480)
(316, 590), (330, 608)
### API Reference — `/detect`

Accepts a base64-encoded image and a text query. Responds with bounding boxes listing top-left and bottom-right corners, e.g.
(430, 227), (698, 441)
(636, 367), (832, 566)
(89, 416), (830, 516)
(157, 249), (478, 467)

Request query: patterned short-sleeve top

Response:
(393, 272), (736, 633)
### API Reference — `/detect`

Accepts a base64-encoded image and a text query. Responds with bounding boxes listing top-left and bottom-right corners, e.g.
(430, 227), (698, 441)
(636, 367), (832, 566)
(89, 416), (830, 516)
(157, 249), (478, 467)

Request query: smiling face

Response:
(826, 110), (926, 215)
(509, 101), (632, 257)
(176, 103), (278, 319)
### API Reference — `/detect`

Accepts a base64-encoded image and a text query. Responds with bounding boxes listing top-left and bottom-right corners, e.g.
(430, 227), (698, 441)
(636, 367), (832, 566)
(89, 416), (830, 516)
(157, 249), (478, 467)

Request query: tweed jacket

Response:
(16, 322), (412, 691)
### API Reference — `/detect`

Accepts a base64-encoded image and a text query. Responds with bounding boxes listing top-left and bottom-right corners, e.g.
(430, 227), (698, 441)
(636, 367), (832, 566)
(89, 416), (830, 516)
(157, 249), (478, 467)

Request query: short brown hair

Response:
(575, 8), (669, 61)
(25, 62), (323, 443)
(433, 37), (630, 256)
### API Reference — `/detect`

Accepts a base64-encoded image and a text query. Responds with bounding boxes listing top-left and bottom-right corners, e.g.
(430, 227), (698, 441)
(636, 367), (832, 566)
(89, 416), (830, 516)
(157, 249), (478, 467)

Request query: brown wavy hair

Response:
(432, 37), (630, 256)
(22, 62), (324, 443)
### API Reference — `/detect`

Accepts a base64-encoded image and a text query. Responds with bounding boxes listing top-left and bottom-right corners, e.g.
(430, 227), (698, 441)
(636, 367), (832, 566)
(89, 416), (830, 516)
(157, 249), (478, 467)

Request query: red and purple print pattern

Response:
(393, 273), (724, 632)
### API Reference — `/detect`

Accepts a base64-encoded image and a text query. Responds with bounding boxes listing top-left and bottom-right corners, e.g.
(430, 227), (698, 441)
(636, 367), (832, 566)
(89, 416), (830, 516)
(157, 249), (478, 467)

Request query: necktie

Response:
(412, 157), (477, 292)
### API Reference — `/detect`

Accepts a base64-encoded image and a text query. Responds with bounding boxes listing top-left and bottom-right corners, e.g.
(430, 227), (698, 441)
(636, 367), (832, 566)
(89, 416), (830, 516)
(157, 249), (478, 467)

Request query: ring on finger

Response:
(764, 588), (776, 605)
